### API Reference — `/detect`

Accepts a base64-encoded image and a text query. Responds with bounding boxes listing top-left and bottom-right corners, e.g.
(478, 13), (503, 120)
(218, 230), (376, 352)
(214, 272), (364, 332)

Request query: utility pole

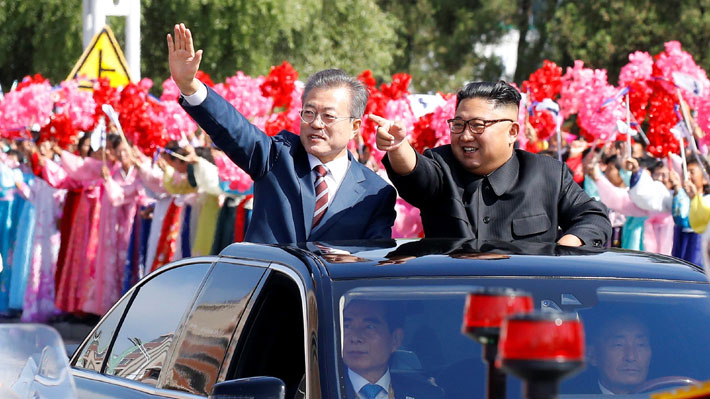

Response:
(82, 0), (141, 81)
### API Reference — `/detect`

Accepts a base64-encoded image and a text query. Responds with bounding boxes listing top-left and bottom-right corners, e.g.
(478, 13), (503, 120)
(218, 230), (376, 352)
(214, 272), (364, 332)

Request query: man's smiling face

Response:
(450, 98), (518, 175)
(300, 86), (359, 163)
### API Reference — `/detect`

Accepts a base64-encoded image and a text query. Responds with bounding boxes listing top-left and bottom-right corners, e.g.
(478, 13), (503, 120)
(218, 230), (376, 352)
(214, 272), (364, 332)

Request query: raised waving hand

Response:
(167, 23), (203, 95)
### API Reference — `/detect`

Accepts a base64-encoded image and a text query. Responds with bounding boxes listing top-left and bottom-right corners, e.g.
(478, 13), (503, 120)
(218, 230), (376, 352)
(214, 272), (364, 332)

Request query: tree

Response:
(140, 0), (400, 92)
(544, 0), (710, 84)
(0, 0), (82, 90)
(377, 0), (518, 93)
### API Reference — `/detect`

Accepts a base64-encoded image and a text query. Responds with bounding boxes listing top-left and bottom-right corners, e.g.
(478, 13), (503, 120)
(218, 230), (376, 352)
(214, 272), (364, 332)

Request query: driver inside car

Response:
(342, 299), (444, 399)
(588, 315), (652, 394)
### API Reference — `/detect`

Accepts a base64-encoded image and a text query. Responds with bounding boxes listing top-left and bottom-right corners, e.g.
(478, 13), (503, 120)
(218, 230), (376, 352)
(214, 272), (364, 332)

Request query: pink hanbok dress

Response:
(83, 165), (146, 315)
(18, 176), (66, 322)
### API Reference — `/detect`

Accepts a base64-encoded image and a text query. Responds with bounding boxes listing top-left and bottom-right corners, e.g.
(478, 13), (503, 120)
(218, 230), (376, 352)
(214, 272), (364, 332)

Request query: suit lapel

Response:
(296, 147), (316, 236)
(310, 160), (366, 238)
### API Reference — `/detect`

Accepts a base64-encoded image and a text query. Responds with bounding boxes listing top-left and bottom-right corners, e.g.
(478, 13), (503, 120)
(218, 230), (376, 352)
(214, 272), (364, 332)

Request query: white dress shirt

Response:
(181, 83), (208, 106)
(307, 153), (349, 208)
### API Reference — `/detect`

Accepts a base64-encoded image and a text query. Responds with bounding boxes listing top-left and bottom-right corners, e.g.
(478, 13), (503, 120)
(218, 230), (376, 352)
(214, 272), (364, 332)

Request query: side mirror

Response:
(209, 376), (286, 399)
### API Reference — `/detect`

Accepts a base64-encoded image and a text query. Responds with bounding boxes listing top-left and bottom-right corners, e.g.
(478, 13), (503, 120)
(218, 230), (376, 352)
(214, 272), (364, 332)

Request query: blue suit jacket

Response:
(181, 86), (396, 244)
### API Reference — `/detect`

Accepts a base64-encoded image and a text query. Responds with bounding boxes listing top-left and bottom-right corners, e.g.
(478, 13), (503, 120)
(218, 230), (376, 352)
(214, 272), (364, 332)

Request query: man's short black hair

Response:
(456, 80), (522, 110)
(345, 299), (405, 332)
(647, 159), (666, 175)
(164, 140), (188, 162)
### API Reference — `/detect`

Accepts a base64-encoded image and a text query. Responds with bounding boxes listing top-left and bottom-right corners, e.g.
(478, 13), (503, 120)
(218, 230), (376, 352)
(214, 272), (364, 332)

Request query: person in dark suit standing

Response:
(342, 300), (444, 399)
(373, 80), (610, 247)
(167, 24), (396, 244)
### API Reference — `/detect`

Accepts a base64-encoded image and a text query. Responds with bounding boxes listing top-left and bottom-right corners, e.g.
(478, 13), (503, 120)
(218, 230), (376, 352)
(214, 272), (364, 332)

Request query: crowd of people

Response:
(0, 129), (254, 322)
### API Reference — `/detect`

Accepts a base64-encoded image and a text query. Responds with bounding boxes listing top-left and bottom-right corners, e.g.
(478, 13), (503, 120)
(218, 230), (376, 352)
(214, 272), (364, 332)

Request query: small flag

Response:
(670, 122), (691, 140)
(152, 147), (161, 166)
(90, 119), (106, 152)
(407, 94), (446, 118)
(616, 120), (636, 135)
(535, 98), (560, 115)
(673, 72), (703, 97)
(599, 87), (629, 110)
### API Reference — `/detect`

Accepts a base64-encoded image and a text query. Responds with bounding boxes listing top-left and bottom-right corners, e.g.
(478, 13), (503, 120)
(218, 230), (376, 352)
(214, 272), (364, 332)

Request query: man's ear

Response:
(508, 122), (519, 145)
(351, 119), (362, 137)
(391, 328), (404, 353)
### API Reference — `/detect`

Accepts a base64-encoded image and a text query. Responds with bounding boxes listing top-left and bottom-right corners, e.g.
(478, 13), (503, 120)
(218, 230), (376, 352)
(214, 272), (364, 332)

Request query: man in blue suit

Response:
(342, 300), (444, 399)
(167, 23), (396, 244)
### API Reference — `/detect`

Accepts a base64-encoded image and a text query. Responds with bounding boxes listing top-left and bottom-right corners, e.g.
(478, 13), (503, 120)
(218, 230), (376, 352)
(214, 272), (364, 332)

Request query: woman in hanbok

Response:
(0, 150), (27, 314)
(675, 159), (710, 266)
(48, 134), (121, 315)
(133, 146), (176, 278)
(19, 141), (66, 322)
(53, 134), (92, 292)
(86, 139), (147, 315)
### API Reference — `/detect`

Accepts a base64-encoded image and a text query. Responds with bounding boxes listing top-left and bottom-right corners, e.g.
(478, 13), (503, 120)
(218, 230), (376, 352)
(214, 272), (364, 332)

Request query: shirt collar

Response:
(307, 153), (349, 183)
(348, 368), (391, 396)
(598, 380), (615, 395)
(486, 151), (519, 197)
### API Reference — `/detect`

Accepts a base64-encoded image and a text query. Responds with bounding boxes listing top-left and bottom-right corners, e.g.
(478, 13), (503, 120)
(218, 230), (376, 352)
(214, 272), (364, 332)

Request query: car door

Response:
(72, 259), (213, 399)
(70, 258), (267, 399)
(222, 264), (311, 398)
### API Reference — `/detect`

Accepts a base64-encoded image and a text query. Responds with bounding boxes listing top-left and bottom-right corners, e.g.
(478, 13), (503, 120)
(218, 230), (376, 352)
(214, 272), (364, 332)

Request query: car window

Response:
(160, 262), (266, 396)
(103, 263), (211, 387)
(333, 279), (710, 399)
(72, 295), (130, 372)
(230, 270), (305, 398)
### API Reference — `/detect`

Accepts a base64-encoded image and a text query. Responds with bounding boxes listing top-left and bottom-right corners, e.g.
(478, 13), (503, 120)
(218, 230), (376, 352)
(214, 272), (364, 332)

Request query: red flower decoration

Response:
(195, 70), (215, 87)
(92, 78), (120, 127)
(116, 82), (167, 155)
(522, 60), (563, 102)
(528, 109), (557, 141)
(380, 73), (411, 100)
(264, 112), (291, 137)
(411, 113), (437, 153)
(357, 70), (377, 89)
(357, 72), (413, 159)
(15, 73), (49, 91)
(39, 112), (78, 149)
(627, 80), (651, 123)
(646, 88), (680, 157)
(260, 61), (298, 110)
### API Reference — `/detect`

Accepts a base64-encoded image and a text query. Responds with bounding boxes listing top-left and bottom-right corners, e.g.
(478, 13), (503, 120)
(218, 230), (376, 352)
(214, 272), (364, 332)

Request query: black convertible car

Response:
(69, 239), (710, 398)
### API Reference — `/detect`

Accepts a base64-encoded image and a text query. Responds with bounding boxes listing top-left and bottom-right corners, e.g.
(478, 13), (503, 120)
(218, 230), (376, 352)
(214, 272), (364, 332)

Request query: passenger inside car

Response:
(588, 314), (652, 394)
(342, 299), (444, 399)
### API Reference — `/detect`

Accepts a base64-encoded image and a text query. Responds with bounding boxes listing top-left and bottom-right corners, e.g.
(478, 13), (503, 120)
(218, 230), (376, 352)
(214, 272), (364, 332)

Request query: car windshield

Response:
(333, 277), (710, 399)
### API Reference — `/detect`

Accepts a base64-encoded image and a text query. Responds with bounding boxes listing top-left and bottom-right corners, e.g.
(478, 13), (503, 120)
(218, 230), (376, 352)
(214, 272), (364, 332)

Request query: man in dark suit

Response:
(342, 300), (444, 399)
(588, 315), (652, 395)
(373, 80), (610, 247)
(167, 23), (396, 244)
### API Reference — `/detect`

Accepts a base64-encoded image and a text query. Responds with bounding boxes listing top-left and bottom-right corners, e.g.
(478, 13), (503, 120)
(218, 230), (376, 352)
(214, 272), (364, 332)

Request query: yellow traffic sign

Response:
(67, 25), (132, 89)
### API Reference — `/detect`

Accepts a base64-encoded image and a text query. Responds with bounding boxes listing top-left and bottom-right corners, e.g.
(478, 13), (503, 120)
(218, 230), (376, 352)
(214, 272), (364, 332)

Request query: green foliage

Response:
(1, 0), (710, 96)
(0, 0), (83, 90)
(545, 0), (710, 84)
(378, 0), (517, 93)
(141, 0), (400, 92)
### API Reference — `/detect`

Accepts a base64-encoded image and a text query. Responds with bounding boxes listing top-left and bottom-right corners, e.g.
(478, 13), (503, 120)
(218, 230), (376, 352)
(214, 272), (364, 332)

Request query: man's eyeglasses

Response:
(299, 109), (354, 127)
(446, 118), (514, 134)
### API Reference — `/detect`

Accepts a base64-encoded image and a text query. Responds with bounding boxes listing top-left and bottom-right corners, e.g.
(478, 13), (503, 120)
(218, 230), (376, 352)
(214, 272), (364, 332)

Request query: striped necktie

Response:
(312, 165), (329, 228)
